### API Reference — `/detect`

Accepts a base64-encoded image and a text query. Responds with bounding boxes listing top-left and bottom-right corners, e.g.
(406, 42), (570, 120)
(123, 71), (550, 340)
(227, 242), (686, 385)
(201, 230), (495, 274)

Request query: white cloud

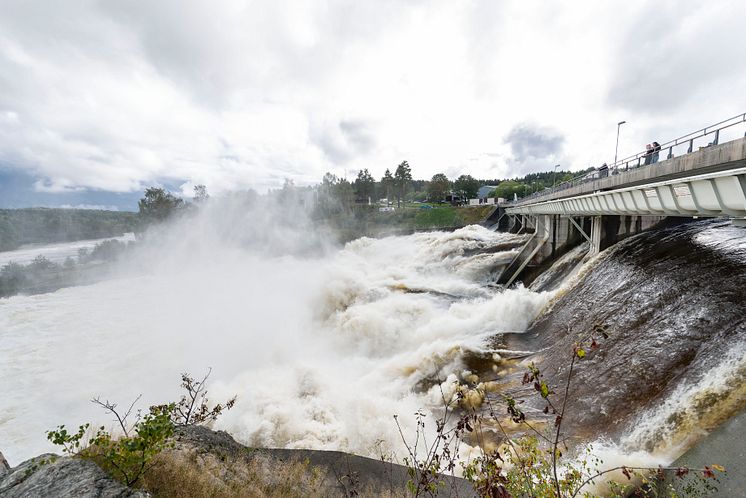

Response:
(0, 0), (744, 194)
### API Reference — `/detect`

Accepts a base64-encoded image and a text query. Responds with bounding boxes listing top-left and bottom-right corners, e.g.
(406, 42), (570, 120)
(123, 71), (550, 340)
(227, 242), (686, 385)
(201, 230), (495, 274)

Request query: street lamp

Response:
(614, 120), (626, 165)
(552, 164), (560, 188)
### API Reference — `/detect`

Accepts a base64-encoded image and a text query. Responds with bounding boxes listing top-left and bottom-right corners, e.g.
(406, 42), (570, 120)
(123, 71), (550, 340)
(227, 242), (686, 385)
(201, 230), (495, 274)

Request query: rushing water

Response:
(506, 220), (746, 467)
(1, 216), (744, 483)
(0, 225), (549, 465)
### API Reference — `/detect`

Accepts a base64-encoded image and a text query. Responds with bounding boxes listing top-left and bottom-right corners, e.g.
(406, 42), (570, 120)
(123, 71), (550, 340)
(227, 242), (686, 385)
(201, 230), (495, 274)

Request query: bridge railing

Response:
(508, 112), (746, 206)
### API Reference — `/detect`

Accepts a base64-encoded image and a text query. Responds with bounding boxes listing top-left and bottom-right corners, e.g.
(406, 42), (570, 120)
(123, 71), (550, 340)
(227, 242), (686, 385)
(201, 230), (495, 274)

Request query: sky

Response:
(1, 0), (745, 210)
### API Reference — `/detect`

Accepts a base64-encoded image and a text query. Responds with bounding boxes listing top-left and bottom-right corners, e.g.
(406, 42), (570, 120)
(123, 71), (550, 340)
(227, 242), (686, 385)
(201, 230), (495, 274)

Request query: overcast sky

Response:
(1, 0), (745, 208)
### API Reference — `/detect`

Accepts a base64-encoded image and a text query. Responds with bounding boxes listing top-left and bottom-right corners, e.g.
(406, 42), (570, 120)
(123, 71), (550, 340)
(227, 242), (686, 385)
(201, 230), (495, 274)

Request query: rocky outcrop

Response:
(166, 425), (474, 497)
(1, 428), (474, 497)
(0, 453), (148, 498)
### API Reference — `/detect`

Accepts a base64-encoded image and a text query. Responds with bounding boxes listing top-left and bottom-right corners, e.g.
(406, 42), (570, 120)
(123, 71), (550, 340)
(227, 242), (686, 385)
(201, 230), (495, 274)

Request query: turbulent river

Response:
(0, 224), (547, 465)
(0, 215), (744, 481)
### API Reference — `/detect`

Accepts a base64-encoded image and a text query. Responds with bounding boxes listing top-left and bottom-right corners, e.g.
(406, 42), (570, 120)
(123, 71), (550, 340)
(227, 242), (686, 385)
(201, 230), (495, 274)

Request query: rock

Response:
(170, 425), (475, 497)
(0, 450), (9, 478)
(0, 453), (148, 498)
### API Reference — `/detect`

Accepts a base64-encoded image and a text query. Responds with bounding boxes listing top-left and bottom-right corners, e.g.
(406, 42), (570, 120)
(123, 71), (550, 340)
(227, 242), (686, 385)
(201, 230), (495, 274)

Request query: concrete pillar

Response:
(590, 216), (602, 255)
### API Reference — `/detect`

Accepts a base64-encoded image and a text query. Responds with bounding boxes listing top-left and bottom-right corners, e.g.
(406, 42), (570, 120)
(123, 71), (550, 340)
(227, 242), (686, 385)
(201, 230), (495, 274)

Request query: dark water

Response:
(484, 219), (746, 459)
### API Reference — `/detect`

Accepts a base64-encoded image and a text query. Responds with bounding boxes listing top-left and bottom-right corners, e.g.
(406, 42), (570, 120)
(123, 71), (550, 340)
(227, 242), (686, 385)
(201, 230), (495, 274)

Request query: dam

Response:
(493, 113), (746, 286)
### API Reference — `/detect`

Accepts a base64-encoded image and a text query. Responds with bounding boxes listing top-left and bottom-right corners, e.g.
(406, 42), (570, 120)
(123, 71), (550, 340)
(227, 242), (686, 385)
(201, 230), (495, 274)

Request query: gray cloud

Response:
(0, 0), (744, 199)
(339, 120), (376, 154)
(504, 124), (565, 165)
(311, 119), (377, 165)
(606, 1), (746, 113)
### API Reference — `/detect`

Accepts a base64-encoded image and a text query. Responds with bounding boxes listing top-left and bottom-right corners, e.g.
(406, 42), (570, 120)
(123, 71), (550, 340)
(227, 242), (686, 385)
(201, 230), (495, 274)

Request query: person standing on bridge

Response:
(644, 143), (654, 165)
(651, 141), (661, 164)
(598, 162), (609, 178)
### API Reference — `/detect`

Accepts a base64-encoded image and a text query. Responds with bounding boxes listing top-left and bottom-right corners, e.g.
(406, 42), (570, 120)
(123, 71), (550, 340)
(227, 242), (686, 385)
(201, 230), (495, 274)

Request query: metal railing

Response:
(507, 112), (746, 206)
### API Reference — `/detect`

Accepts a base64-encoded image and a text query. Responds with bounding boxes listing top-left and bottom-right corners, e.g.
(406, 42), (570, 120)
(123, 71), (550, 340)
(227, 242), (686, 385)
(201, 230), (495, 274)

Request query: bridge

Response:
(495, 113), (746, 286)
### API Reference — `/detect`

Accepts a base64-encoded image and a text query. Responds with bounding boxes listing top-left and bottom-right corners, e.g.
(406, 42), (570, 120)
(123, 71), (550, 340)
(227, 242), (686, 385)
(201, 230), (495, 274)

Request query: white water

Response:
(0, 224), (552, 466)
(0, 233), (135, 267)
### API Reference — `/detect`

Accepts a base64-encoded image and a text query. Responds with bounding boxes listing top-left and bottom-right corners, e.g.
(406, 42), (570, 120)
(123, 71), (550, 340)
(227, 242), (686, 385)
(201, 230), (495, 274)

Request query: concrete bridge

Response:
(495, 114), (746, 286)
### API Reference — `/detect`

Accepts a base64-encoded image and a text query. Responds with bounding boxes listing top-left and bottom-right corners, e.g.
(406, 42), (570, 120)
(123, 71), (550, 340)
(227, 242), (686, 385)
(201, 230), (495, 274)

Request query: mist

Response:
(0, 194), (551, 465)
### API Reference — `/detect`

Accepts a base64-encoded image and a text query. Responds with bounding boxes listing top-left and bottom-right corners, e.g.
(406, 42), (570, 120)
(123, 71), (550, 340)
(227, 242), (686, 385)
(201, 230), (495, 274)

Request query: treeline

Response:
(0, 208), (138, 251)
(0, 239), (131, 298)
(318, 164), (590, 209)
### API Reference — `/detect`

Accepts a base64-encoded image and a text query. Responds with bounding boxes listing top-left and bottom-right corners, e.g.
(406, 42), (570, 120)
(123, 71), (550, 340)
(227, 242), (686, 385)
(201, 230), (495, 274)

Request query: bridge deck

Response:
(506, 136), (746, 208)
(503, 137), (746, 219)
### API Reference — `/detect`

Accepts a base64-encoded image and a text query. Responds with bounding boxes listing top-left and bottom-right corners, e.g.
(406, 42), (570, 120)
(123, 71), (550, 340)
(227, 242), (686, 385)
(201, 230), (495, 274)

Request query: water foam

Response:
(0, 225), (551, 465)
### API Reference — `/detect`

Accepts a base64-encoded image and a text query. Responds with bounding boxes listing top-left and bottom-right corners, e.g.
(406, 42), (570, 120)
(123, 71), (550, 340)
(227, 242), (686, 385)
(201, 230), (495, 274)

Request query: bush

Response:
(47, 370), (236, 488)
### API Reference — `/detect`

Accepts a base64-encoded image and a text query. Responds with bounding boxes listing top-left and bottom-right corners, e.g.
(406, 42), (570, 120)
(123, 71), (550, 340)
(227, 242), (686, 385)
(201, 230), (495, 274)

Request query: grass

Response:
(140, 446), (409, 498)
(140, 448), (325, 498)
(387, 204), (493, 230)
(325, 204), (495, 242)
(413, 206), (459, 228)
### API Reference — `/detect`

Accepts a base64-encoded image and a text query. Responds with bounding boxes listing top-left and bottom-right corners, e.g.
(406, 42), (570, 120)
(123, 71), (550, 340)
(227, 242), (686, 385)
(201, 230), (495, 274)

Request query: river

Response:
(1, 215), (744, 486)
(0, 224), (549, 465)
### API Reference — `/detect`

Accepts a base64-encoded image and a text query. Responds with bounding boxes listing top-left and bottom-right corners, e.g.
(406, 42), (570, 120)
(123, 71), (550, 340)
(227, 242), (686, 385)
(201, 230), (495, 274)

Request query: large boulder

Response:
(0, 453), (148, 498)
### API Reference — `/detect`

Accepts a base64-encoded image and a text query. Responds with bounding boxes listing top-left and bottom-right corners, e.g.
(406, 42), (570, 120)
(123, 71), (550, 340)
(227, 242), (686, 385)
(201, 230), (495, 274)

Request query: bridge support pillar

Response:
(590, 216), (602, 255)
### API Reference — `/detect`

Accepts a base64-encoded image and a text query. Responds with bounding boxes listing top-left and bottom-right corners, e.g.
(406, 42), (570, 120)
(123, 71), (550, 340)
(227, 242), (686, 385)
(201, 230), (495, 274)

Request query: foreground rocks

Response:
(152, 425), (474, 497)
(0, 453), (148, 498)
(0, 427), (474, 497)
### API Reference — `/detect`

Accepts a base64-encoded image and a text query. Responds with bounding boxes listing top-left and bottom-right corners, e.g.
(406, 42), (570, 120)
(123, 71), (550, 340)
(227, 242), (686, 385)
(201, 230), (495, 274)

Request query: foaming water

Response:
(0, 225), (551, 465)
(615, 341), (746, 461)
(574, 343), (746, 492)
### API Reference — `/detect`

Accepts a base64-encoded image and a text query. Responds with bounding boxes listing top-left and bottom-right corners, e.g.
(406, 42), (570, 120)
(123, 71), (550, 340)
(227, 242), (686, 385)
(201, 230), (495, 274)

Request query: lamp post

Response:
(614, 120), (626, 165)
(552, 164), (560, 188)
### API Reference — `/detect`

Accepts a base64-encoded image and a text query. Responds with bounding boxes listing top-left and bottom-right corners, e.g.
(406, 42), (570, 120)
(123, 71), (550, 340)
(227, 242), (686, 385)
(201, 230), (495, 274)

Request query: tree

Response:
(316, 173), (354, 216)
(453, 175), (480, 199)
(193, 185), (209, 203)
(0, 262), (27, 297)
(334, 178), (355, 212)
(491, 180), (526, 201)
(138, 187), (184, 223)
(394, 161), (412, 208)
(427, 173), (451, 202)
(0, 217), (18, 251)
(354, 169), (376, 203)
(381, 169), (395, 203)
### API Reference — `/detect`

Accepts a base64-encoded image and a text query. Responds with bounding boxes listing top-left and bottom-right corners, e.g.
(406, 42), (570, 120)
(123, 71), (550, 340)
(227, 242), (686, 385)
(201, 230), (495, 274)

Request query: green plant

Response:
(47, 369), (237, 488)
(394, 387), (468, 497)
(151, 368), (237, 427)
(47, 397), (174, 487)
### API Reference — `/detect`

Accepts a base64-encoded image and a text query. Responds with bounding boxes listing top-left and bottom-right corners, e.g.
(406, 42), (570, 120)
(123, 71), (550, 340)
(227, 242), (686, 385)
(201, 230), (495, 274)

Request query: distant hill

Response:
(0, 208), (138, 252)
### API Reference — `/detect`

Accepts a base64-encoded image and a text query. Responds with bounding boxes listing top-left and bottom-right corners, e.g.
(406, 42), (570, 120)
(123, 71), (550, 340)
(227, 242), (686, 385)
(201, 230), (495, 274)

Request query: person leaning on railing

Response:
(651, 141), (661, 163)
(643, 143), (653, 165)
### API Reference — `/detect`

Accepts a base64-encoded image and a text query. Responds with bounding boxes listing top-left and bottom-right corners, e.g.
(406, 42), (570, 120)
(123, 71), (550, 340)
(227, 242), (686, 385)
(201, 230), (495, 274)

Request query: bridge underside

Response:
(504, 168), (746, 219)
(496, 213), (666, 287)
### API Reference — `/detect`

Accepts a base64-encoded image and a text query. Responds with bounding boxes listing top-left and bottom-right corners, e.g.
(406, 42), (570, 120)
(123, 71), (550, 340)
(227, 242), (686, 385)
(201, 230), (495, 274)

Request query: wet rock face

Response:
(0, 451), (9, 478)
(511, 220), (746, 441)
(0, 454), (148, 498)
